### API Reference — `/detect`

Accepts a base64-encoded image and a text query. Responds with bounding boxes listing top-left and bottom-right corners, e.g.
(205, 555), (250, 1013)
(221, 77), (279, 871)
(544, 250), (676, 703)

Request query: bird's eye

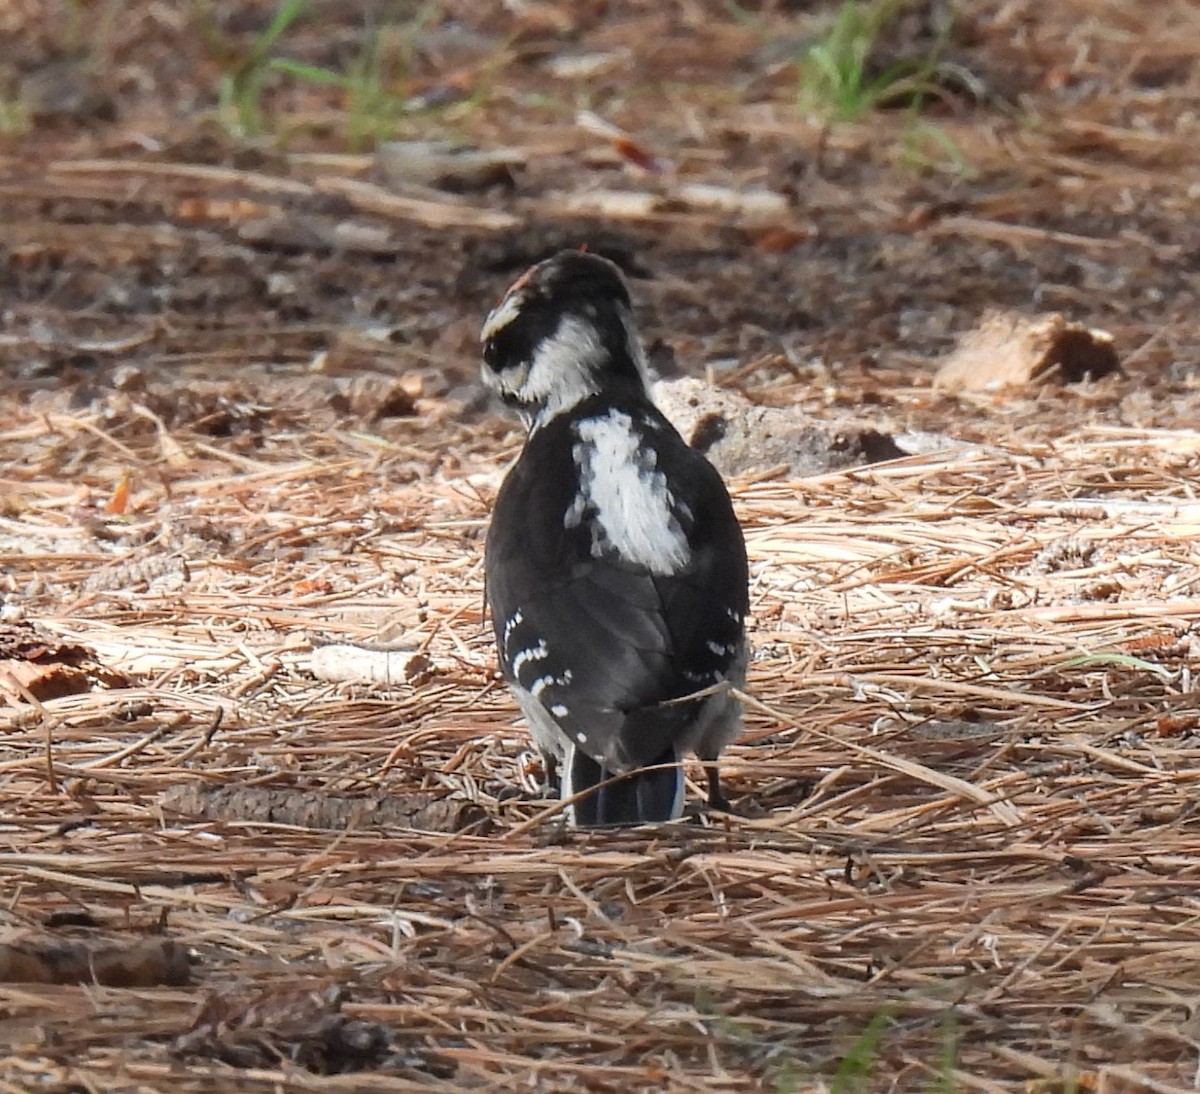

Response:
(482, 340), (501, 371)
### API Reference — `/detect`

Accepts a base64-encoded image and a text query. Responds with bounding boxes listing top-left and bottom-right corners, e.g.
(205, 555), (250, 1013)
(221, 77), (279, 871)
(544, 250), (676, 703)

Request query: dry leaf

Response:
(750, 225), (816, 252)
(577, 110), (673, 174)
(176, 198), (271, 222)
(105, 469), (131, 515)
(292, 578), (333, 596)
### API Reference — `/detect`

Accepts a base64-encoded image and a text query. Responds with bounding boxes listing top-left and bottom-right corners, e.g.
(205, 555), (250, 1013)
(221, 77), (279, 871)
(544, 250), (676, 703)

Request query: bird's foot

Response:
(705, 765), (733, 813)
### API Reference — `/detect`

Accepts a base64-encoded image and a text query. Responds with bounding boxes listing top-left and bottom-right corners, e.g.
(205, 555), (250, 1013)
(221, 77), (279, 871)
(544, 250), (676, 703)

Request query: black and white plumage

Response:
(481, 250), (749, 826)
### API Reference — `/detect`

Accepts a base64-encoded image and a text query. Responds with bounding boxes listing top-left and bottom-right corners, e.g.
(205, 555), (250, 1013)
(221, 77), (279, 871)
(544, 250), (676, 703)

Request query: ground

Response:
(2, 1), (1200, 1090)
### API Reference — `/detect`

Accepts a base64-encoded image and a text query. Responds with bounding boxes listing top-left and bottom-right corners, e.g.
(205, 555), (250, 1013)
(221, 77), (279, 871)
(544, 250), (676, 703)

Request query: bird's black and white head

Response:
(480, 250), (650, 429)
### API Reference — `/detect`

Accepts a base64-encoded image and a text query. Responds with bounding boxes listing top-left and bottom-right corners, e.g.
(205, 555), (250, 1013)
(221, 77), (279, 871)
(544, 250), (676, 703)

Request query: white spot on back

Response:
(565, 409), (690, 575)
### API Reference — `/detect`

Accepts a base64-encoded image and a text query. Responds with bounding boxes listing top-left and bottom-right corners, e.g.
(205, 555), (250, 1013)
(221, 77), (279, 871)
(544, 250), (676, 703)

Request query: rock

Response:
(651, 377), (905, 477)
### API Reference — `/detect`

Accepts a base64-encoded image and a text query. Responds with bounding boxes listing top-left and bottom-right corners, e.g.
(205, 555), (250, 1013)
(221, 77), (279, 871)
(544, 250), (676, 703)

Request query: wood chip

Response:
(0, 659), (89, 702)
(162, 783), (485, 833)
(935, 311), (1121, 392)
(375, 141), (520, 192)
(313, 176), (519, 231)
(309, 643), (430, 685)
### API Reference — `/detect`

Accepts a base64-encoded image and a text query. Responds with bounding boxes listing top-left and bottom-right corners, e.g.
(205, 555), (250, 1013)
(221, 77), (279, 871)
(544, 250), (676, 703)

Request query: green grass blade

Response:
(1056, 653), (1173, 678)
(253, 0), (312, 60)
(831, 1006), (895, 1093)
(269, 57), (352, 89)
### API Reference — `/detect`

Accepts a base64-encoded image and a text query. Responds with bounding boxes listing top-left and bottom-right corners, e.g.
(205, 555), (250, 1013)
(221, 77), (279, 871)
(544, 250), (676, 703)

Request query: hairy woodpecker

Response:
(481, 250), (748, 825)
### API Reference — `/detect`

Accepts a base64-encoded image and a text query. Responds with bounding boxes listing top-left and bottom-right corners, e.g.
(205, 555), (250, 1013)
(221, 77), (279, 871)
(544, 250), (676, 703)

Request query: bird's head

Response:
(480, 250), (650, 429)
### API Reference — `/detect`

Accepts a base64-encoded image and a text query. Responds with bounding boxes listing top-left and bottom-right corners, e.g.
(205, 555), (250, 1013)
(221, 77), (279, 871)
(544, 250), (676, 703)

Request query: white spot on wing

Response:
(530, 669), (572, 699)
(575, 731), (587, 744)
(502, 610), (524, 652)
(565, 409), (690, 575)
(511, 640), (549, 678)
(550, 704), (569, 718)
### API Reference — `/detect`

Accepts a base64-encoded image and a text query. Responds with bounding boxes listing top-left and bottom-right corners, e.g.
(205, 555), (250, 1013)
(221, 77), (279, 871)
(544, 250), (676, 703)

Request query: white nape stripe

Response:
(565, 409), (690, 576)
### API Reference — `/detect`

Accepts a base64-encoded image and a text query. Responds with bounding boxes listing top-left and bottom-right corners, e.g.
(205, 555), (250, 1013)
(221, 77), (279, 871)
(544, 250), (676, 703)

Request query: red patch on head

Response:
(504, 263), (538, 299)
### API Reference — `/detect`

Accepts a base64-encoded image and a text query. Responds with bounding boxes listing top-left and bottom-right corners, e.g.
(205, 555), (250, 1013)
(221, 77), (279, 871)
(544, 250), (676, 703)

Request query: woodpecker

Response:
(481, 250), (748, 825)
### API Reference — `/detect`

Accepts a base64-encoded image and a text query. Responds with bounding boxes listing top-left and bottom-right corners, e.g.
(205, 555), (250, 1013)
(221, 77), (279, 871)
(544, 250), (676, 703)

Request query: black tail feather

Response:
(566, 747), (682, 826)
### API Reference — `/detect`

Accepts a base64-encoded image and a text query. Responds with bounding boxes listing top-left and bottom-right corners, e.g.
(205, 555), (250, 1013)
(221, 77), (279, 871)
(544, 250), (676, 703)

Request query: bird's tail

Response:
(564, 746), (683, 826)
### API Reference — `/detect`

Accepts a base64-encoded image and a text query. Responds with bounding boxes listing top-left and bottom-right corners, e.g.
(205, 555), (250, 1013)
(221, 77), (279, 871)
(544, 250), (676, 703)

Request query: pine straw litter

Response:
(2, 400), (1200, 1092)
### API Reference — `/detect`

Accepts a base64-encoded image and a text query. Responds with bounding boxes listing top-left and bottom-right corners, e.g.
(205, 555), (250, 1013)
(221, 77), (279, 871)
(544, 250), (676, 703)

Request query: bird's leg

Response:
(543, 753), (562, 798)
(705, 765), (731, 812)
